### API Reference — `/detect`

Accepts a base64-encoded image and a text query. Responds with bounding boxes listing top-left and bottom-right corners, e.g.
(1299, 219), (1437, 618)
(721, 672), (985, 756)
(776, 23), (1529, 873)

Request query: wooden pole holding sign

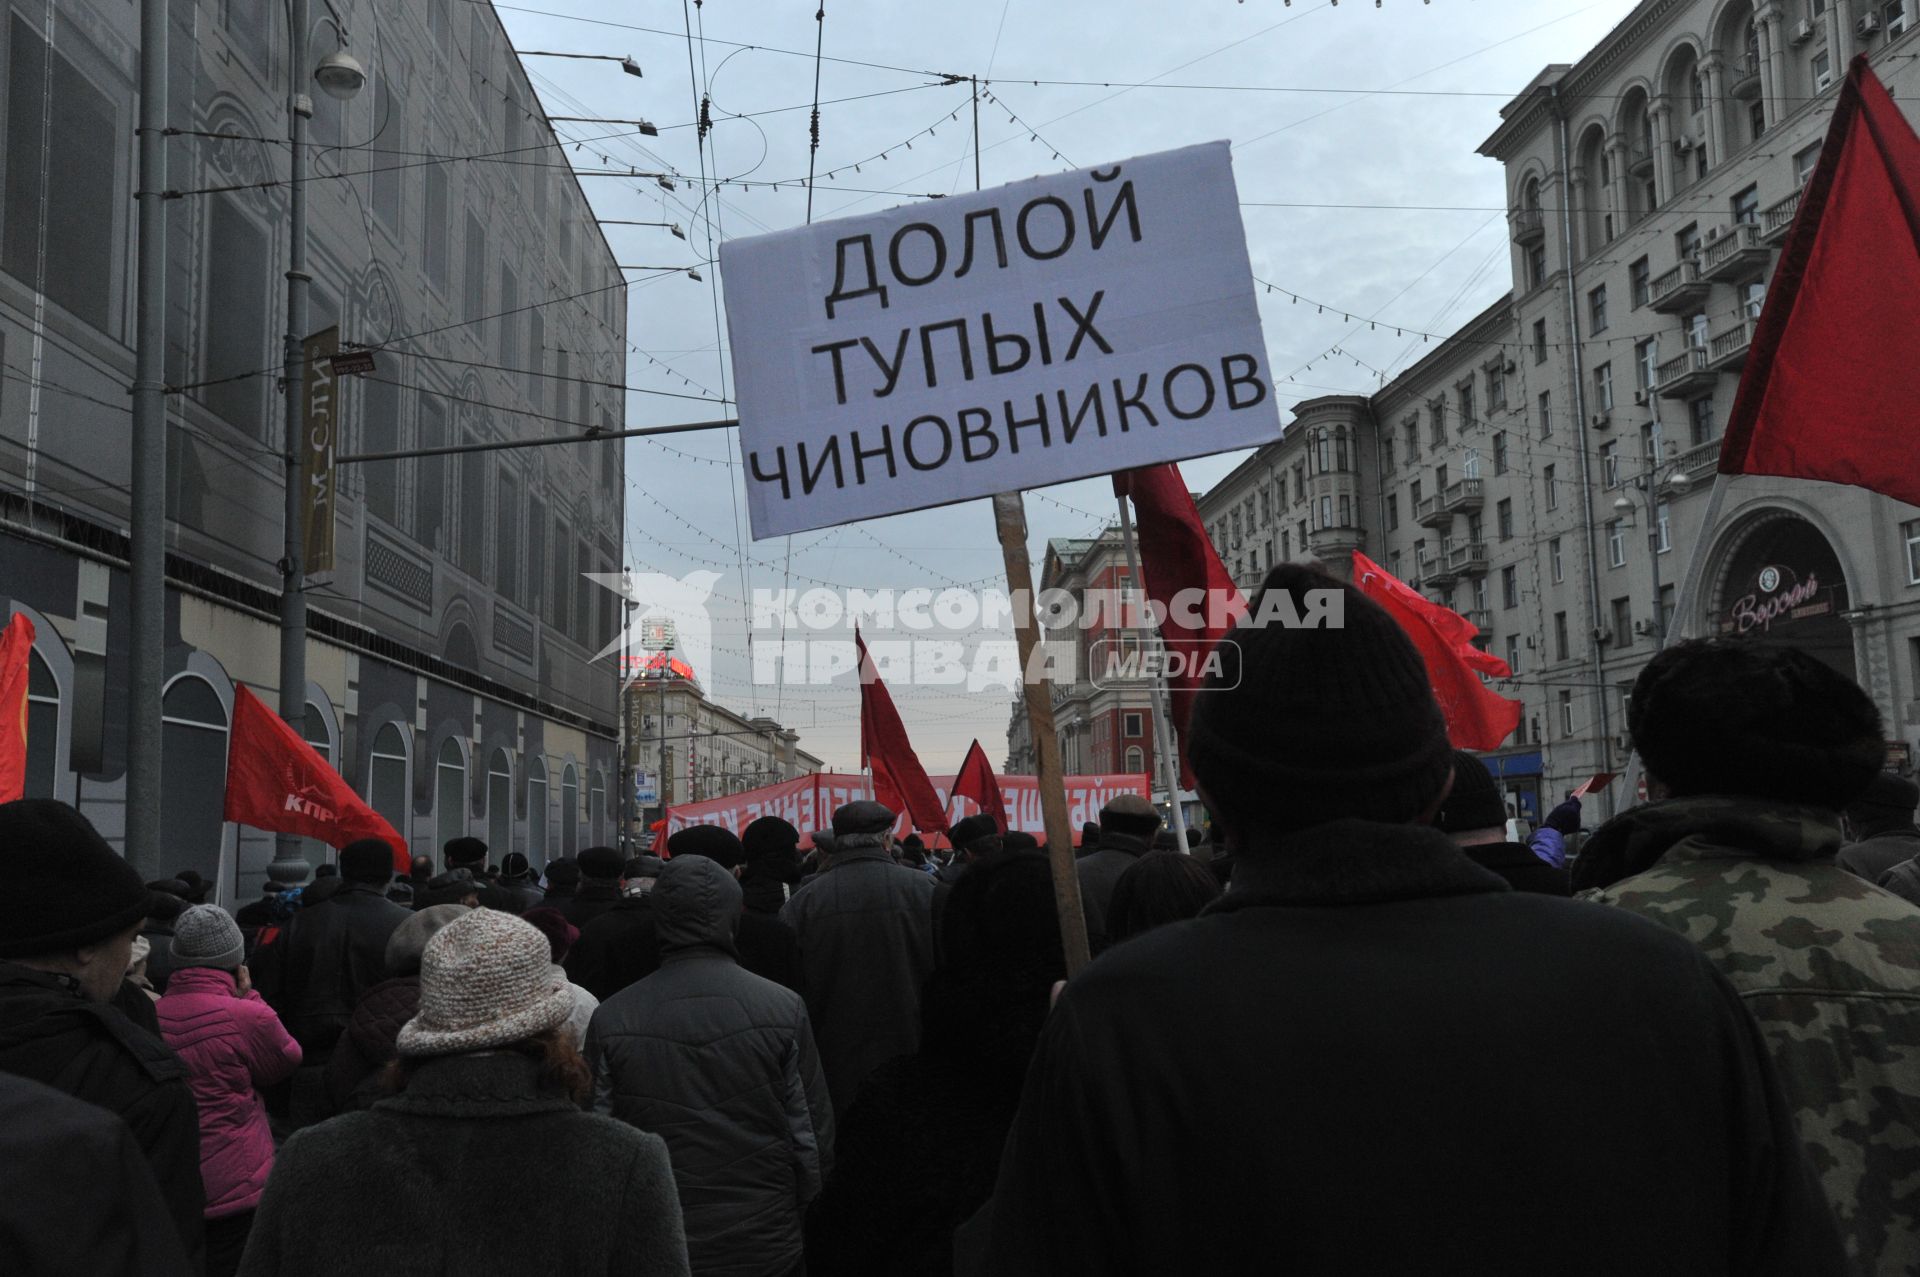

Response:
(992, 490), (1093, 977)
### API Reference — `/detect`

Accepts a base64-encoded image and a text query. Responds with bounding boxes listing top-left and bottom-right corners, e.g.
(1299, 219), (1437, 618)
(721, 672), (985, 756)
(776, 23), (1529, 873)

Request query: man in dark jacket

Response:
(589, 855), (832, 1277)
(1838, 771), (1920, 884)
(1434, 749), (1569, 895)
(0, 799), (207, 1265)
(556, 844), (625, 929)
(542, 857), (580, 901)
(443, 836), (533, 913)
(740, 816), (804, 915)
(568, 826), (801, 1000)
(495, 851), (546, 911)
(1074, 795), (1160, 951)
(984, 565), (1843, 1275)
(781, 800), (938, 1114)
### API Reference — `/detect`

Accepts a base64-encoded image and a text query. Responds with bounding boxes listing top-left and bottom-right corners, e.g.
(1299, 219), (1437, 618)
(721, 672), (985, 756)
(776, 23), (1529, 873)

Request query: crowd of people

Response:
(3, 562), (1920, 1273)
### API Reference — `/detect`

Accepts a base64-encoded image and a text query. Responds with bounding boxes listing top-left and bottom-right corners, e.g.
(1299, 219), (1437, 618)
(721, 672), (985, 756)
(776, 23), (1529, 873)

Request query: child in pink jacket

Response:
(158, 904), (302, 1277)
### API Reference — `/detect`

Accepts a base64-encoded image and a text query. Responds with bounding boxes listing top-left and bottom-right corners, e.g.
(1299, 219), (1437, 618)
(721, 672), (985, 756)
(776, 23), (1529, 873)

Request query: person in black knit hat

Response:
(0, 799), (207, 1265)
(985, 565), (1841, 1274)
(1432, 750), (1568, 895)
(740, 816), (804, 915)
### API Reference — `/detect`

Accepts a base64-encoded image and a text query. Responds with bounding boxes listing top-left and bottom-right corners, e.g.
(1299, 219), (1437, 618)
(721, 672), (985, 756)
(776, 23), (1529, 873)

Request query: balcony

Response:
(1626, 142), (1655, 179)
(1462, 609), (1493, 635)
(1512, 206), (1546, 244)
(1446, 540), (1491, 577)
(1701, 222), (1772, 282)
(1706, 320), (1752, 371)
(1730, 51), (1763, 100)
(1661, 437), (1723, 492)
(1648, 260), (1712, 314)
(1654, 347), (1719, 399)
(1414, 478), (1484, 529)
(1421, 555), (1460, 589)
(1762, 189), (1801, 243)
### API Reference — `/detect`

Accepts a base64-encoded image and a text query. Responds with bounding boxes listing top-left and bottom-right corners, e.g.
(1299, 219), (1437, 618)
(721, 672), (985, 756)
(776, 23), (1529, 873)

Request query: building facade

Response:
(1, 0), (627, 898)
(1198, 0), (1920, 823)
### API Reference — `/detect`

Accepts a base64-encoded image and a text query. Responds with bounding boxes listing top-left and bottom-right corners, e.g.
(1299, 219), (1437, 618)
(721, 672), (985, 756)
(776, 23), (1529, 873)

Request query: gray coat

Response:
(1075, 832), (1151, 949)
(1842, 827), (1920, 884)
(238, 1052), (689, 1275)
(590, 857), (833, 1277)
(780, 839), (938, 1114)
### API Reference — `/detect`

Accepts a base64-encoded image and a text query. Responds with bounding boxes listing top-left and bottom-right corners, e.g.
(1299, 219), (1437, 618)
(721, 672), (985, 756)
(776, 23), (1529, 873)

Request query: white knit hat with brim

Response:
(395, 908), (575, 1058)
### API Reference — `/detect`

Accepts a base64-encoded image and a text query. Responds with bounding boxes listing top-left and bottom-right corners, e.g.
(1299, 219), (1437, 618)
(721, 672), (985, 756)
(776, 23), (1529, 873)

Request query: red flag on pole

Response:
(223, 685), (408, 872)
(1719, 55), (1920, 506)
(855, 629), (950, 834)
(950, 738), (1008, 833)
(1112, 463), (1247, 786)
(1351, 552), (1523, 752)
(0, 613), (34, 803)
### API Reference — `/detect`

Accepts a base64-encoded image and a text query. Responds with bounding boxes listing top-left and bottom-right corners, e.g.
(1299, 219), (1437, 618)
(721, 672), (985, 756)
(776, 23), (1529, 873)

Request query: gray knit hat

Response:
(395, 909), (574, 1058)
(170, 904), (244, 971)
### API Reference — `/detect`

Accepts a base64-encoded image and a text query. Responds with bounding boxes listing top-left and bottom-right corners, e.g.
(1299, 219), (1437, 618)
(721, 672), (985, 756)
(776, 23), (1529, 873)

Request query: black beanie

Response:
(0, 800), (153, 958)
(444, 836), (488, 869)
(1629, 640), (1884, 810)
(1434, 750), (1508, 835)
(1186, 564), (1452, 837)
(544, 859), (581, 888)
(667, 824), (746, 870)
(577, 845), (625, 880)
(340, 838), (397, 884)
(949, 813), (1001, 852)
(742, 816), (801, 862)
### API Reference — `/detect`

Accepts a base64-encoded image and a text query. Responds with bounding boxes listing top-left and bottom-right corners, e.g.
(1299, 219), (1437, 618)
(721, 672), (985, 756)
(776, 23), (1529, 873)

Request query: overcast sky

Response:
(494, 0), (1643, 775)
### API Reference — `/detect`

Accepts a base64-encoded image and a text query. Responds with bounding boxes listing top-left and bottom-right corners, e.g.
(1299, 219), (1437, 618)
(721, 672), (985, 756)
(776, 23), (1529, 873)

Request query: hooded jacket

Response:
(589, 857), (834, 1277)
(781, 836), (938, 1114)
(985, 819), (1843, 1275)
(1579, 796), (1920, 1275)
(249, 882), (411, 1056)
(156, 966), (303, 1216)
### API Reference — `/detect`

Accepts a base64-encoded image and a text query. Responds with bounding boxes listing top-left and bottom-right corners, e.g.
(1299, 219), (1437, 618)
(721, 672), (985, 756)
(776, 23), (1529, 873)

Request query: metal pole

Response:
(1115, 495), (1189, 854)
(617, 592), (630, 849)
(658, 642), (671, 823)
(127, 0), (169, 878)
(273, 0), (313, 887)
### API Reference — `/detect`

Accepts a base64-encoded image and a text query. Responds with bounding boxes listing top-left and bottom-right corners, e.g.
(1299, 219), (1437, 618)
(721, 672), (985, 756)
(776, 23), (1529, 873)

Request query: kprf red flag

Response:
(949, 738), (1008, 833)
(1113, 463), (1247, 787)
(0, 612), (33, 803)
(1351, 552), (1523, 752)
(1720, 55), (1920, 507)
(224, 685), (408, 872)
(856, 629), (949, 834)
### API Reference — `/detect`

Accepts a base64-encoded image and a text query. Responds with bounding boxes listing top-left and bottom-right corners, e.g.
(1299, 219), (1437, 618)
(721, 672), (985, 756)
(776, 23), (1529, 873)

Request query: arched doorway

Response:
(1710, 512), (1854, 680)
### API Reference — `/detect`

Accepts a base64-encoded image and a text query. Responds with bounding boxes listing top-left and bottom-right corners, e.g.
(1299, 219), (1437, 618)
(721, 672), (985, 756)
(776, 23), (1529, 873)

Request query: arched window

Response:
(487, 748), (513, 855)
(368, 724), (410, 846)
(562, 763), (579, 855)
(1334, 427), (1350, 471)
(302, 704), (331, 762)
(1124, 745), (1145, 774)
(435, 737), (468, 849)
(1316, 429), (1331, 473)
(588, 771), (606, 847)
(161, 675), (229, 892)
(25, 649), (58, 799)
(527, 756), (549, 865)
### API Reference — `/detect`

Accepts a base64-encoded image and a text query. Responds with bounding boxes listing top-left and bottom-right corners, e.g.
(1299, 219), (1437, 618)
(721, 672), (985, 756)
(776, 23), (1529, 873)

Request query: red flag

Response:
(949, 738), (1008, 833)
(1720, 56), (1920, 506)
(855, 629), (949, 833)
(1113, 463), (1247, 787)
(1570, 771), (1618, 799)
(0, 613), (34, 802)
(224, 685), (408, 872)
(1350, 552), (1522, 752)
(651, 814), (670, 856)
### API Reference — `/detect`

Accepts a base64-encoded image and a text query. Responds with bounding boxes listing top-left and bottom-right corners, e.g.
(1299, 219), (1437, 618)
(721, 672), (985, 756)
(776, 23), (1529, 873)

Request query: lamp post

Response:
(271, 0), (364, 888)
(616, 571), (638, 849)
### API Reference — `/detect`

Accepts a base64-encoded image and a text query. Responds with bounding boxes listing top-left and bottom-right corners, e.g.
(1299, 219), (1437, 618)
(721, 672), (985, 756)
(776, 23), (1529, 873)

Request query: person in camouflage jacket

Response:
(1576, 641), (1920, 1276)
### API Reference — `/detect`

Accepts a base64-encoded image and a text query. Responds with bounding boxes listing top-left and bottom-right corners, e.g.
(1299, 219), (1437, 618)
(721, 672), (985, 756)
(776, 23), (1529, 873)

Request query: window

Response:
(436, 737), (469, 847)
(1497, 499), (1514, 541)
(1659, 584), (1676, 635)
(1589, 285), (1609, 334)
(1458, 383), (1476, 430)
(561, 763), (579, 856)
(1544, 464), (1558, 511)
(495, 472), (521, 603)
(1593, 362), (1615, 412)
(1887, 0), (1909, 37)
(459, 430), (487, 577)
(1316, 430), (1331, 474)
(1629, 256), (1651, 308)
(527, 757), (549, 864)
(373, 73), (405, 233)
(1612, 597), (1633, 645)
(1538, 391), (1553, 438)
(1741, 280), (1767, 321)
(1554, 612), (1570, 661)
(1338, 495), (1352, 527)
(1689, 310), (1711, 348)
(574, 540), (593, 641)
(1600, 441), (1621, 488)
(1123, 711), (1143, 737)
(1492, 432), (1508, 475)
(161, 677), (231, 891)
(1532, 318), (1548, 364)
(588, 773), (606, 848)
(463, 212), (487, 326)
(1795, 142), (1823, 187)
(1656, 501), (1672, 553)
(500, 269), (521, 368)
(1467, 512), (1484, 544)
(1505, 635), (1522, 676)
(1409, 480), (1423, 513)
(1732, 185), (1761, 225)
(1259, 488), (1271, 526)
(23, 645), (57, 799)
(1487, 363), (1507, 410)
(1527, 242), (1548, 289)
(1812, 51), (1834, 93)
(1635, 338), (1658, 394)
(1905, 519), (1920, 583)
(1379, 438), (1393, 473)
(1501, 566), (1519, 609)
(1404, 419), (1420, 460)
(1319, 495), (1333, 530)
(1389, 550), (1402, 579)
(362, 376), (403, 527)
(469, 9), (492, 111)
(1559, 690), (1575, 738)
(1676, 223), (1702, 263)
(1750, 99), (1767, 143)
(1435, 464), (1450, 493)
(416, 396), (449, 555)
(1429, 403), (1447, 447)
(200, 199), (272, 436)
(1386, 494), (1400, 531)
(1550, 536), (1564, 582)
(1689, 395), (1716, 447)
(1607, 519), (1627, 567)
(1124, 746), (1145, 774)
(1462, 449), (1480, 481)
(486, 749), (513, 856)
(1473, 576), (1489, 613)
(423, 166), (449, 290)
(1335, 428), (1350, 471)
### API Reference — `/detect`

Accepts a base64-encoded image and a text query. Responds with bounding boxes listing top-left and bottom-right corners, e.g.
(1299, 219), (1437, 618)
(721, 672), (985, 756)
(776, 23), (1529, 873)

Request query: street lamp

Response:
(271, 3), (365, 888)
(1611, 461), (1695, 649)
(616, 570), (639, 849)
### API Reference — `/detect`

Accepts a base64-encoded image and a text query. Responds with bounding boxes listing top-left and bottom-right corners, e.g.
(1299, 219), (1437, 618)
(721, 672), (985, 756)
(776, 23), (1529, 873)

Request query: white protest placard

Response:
(720, 141), (1283, 538)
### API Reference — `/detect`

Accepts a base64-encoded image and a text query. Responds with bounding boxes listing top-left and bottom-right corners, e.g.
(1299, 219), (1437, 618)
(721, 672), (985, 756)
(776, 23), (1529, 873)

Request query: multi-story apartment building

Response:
(0, 0), (627, 896)
(624, 652), (821, 833)
(1199, 0), (1920, 824)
